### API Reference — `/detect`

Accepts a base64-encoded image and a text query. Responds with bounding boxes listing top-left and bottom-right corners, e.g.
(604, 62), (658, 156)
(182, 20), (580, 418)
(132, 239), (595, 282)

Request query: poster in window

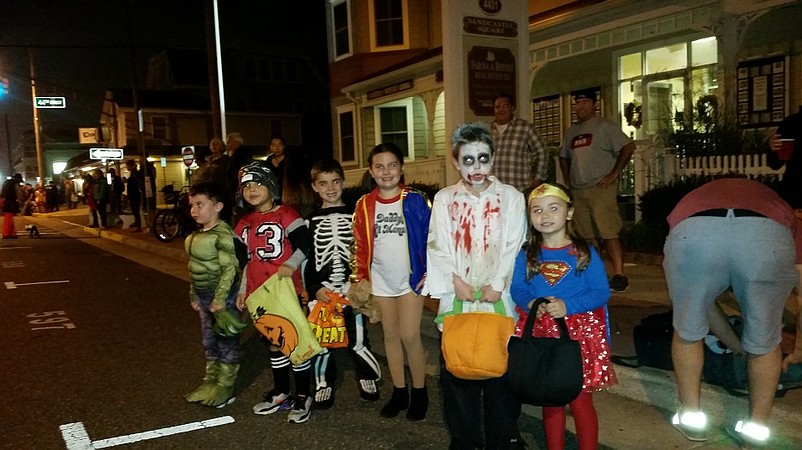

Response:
(532, 94), (562, 147)
(752, 76), (768, 112)
(772, 73), (784, 87)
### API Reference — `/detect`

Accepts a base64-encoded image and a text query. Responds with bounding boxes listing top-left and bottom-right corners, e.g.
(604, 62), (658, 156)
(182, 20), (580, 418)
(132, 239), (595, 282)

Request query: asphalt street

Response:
(2, 208), (800, 449)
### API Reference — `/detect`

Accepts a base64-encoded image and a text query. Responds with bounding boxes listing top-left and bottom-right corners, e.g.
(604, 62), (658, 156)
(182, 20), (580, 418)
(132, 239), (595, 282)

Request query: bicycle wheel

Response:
(152, 209), (181, 242)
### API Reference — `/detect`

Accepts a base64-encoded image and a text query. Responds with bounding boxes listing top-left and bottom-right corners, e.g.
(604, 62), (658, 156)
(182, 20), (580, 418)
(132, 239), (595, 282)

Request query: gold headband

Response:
(528, 183), (571, 204)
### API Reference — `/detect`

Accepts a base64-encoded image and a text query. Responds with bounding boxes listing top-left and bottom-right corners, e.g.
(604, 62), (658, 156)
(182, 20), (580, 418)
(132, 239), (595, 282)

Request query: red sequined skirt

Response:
(514, 306), (618, 392)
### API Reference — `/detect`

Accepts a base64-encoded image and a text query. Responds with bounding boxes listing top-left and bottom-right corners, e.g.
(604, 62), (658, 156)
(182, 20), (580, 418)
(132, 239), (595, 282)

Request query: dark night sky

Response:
(0, 0), (329, 177)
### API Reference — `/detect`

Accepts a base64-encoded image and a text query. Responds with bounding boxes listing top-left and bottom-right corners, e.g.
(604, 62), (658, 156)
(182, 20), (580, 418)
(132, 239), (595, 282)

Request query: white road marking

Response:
(5, 280), (69, 289)
(0, 246), (32, 250)
(60, 416), (235, 449)
(2, 261), (24, 268)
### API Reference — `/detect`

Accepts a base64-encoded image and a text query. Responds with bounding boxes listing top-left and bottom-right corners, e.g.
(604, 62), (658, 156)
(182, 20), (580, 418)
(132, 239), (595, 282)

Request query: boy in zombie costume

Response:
(426, 123), (527, 449)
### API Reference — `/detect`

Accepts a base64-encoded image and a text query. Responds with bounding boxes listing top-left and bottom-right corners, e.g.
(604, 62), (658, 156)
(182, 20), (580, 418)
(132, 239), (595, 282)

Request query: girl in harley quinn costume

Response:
(350, 143), (431, 421)
(510, 183), (617, 450)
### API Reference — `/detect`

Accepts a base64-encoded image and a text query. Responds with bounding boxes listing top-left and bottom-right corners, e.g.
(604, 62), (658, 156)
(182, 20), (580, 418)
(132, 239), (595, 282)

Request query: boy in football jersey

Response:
(234, 161), (314, 423)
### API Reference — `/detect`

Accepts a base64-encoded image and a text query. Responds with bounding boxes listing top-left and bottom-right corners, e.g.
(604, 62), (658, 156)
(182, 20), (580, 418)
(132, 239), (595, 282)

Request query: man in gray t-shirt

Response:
(559, 88), (635, 292)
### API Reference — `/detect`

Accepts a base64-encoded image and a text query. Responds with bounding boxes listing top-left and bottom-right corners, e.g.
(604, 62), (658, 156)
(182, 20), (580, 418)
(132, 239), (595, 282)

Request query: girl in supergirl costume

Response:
(510, 183), (617, 450)
(350, 143), (431, 421)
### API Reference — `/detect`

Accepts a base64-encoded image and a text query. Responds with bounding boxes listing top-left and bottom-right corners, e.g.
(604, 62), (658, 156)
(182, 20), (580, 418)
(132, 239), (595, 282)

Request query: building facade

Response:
(326, 0), (802, 193)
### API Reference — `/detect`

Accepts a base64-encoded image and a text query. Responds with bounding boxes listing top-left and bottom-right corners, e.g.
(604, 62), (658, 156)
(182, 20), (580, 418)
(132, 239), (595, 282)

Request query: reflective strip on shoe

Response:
(732, 420), (770, 447)
(671, 411), (708, 442)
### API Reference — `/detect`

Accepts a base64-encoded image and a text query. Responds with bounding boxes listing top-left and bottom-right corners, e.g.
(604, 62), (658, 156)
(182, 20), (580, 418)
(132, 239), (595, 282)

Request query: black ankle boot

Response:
(406, 386), (428, 421)
(380, 386), (409, 418)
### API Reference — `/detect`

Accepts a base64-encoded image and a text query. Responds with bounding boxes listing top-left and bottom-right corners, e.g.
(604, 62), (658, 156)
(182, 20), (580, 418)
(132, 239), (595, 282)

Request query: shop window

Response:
(618, 37), (718, 140)
(691, 37), (717, 67)
(645, 43), (687, 75)
(151, 116), (168, 141)
(369, 0), (408, 51)
(332, 0), (352, 59)
(374, 100), (412, 159)
(619, 53), (642, 79)
(337, 108), (356, 163)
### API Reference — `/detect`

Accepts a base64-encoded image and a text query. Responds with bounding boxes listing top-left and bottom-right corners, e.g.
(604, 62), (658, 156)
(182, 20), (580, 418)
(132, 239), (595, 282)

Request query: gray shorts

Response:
(662, 214), (798, 355)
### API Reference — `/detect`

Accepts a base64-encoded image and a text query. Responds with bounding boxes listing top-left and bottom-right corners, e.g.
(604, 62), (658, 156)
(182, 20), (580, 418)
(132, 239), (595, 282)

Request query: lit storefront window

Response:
(618, 37), (718, 140)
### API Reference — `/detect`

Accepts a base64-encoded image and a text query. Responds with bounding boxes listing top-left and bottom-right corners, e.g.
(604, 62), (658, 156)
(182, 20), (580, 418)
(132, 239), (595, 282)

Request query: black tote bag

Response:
(507, 298), (584, 406)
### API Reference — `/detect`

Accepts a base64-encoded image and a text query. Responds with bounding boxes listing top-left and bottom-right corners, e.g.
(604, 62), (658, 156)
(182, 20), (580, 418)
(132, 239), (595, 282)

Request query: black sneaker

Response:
(287, 395), (313, 424)
(609, 274), (629, 292)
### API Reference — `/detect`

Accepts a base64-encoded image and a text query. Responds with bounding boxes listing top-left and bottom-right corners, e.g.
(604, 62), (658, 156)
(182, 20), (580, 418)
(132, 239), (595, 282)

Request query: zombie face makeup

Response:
(454, 141), (493, 189)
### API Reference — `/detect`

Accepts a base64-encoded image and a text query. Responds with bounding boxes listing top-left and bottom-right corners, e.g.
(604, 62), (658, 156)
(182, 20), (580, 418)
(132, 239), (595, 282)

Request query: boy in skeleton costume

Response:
(305, 159), (381, 409)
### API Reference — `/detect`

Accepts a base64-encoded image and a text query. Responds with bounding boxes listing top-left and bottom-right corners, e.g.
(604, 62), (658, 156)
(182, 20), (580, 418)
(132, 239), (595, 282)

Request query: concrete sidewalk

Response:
(25, 207), (802, 449)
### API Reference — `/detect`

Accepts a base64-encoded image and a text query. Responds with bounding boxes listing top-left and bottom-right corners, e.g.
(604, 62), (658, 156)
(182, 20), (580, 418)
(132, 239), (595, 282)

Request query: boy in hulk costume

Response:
(184, 181), (247, 407)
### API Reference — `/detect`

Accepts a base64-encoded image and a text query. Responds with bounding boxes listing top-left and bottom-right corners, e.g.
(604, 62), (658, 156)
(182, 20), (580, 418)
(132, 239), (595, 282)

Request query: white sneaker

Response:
(671, 410), (708, 442)
(253, 389), (291, 415)
(287, 395), (313, 424)
(728, 420), (770, 447)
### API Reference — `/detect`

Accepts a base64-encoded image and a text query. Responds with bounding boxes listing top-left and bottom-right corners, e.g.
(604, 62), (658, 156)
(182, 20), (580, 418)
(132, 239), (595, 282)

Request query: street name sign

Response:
(35, 96), (66, 108)
(89, 148), (124, 160)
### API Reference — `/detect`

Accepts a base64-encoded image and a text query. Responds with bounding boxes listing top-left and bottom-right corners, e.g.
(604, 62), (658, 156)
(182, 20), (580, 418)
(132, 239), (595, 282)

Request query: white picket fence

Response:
(630, 141), (785, 221)
(342, 142), (785, 223)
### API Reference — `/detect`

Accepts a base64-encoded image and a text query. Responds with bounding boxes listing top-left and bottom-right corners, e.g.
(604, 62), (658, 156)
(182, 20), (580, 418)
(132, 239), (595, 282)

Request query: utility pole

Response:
(204, 0), (222, 139)
(29, 48), (45, 184)
(4, 113), (11, 173)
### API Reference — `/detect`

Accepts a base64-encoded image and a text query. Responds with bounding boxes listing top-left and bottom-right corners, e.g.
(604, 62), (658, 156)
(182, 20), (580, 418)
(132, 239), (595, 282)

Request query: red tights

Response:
(542, 391), (598, 450)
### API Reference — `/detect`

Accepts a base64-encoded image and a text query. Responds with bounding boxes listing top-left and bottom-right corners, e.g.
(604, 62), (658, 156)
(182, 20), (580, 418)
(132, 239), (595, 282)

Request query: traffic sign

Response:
(89, 148), (124, 160)
(35, 96), (66, 108)
(182, 146), (195, 167)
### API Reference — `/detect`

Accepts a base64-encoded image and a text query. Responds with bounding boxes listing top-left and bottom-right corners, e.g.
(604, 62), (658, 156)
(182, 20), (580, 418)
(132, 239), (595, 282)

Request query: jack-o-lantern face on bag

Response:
(254, 313), (299, 355)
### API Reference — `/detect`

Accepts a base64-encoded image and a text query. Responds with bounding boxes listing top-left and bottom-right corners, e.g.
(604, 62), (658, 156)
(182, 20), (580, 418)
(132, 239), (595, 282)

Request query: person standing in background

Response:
(267, 135), (287, 194)
(770, 107), (802, 209)
(225, 132), (253, 227)
(559, 88), (635, 292)
(92, 169), (110, 229)
(490, 93), (548, 193)
(1, 173), (24, 239)
(125, 159), (143, 232)
(109, 167), (125, 224)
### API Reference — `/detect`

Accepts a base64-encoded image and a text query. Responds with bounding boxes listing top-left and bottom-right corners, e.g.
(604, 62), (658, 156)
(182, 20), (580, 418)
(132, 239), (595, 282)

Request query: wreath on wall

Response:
(624, 100), (643, 129)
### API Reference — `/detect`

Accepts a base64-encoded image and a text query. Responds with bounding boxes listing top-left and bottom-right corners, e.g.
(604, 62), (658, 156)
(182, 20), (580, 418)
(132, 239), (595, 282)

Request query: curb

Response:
(81, 226), (188, 263)
(623, 251), (663, 266)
